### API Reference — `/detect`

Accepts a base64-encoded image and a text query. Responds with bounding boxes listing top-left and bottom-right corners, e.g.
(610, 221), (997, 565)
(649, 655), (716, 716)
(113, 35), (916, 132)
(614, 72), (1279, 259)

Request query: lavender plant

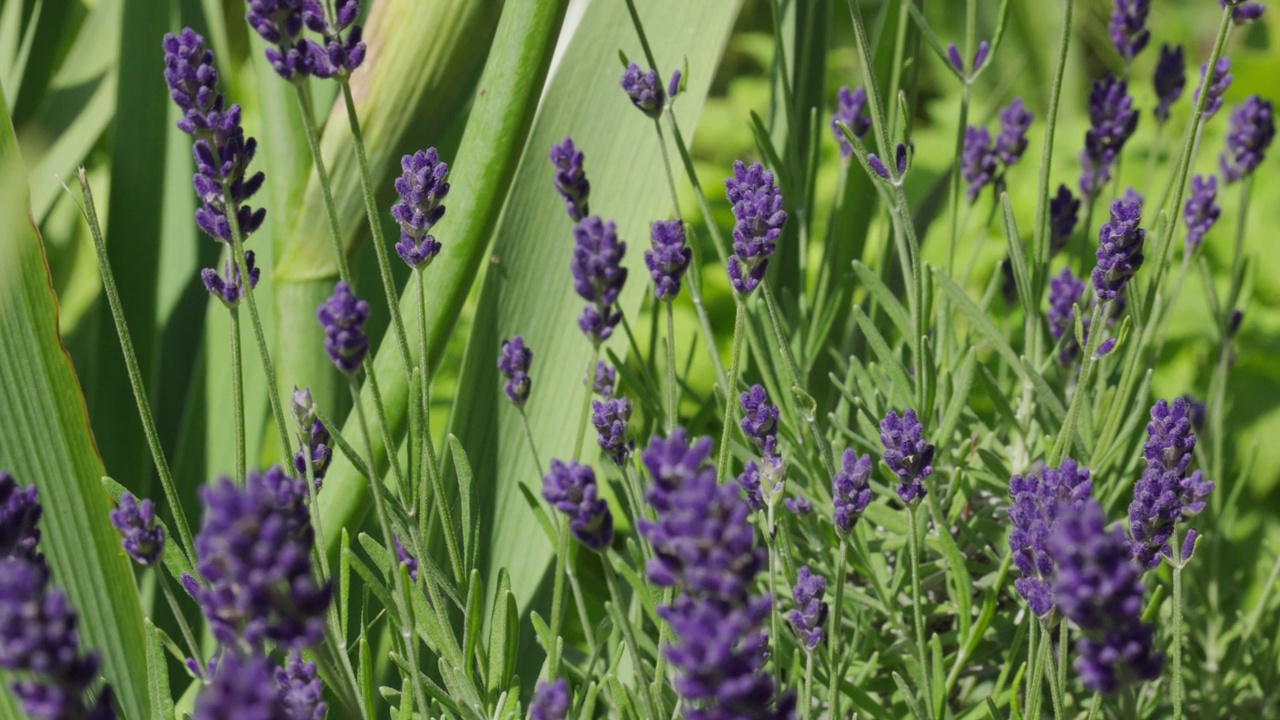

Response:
(3, 0), (1278, 719)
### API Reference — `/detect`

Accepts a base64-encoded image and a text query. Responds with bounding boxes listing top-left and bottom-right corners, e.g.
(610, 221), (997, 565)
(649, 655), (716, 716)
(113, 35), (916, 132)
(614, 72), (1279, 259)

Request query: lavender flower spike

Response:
(1049, 500), (1163, 693)
(549, 137), (590, 221)
(194, 654), (287, 719)
(530, 679), (570, 720)
(571, 217), (628, 346)
(1109, 0), (1151, 61)
(1194, 57), (1233, 119)
(245, 0), (312, 80)
(645, 219), (691, 301)
(725, 160), (786, 295)
(880, 408), (934, 504)
(831, 86), (871, 156)
(1049, 184), (1081, 256)
(277, 651), (326, 720)
(109, 492), (165, 566)
(162, 28), (219, 136)
(640, 428), (716, 500)
(962, 126), (998, 202)
(291, 387), (333, 487)
(1007, 459), (1093, 617)
(498, 335), (533, 406)
(1092, 197), (1145, 302)
(787, 566), (828, 651)
(201, 250), (260, 307)
(739, 384), (779, 453)
(317, 281), (370, 373)
(1221, 0), (1266, 23)
(392, 148), (450, 269)
(592, 397), (634, 468)
(301, 0), (366, 78)
(1127, 397), (1215, 568)
(1184, 174), (1220, 253)
(1079, 75), (1139, 199)
(831, 449), (873, 535)
(0, 472), (43, 565)
(996, 97), (1033, 167)
(1220, 96), (1276, 183)
(1047, 267), (1087, 366)
(542, 460), (614, 551)
(591, 360), (616, 398)
(620, 62), (665, 118)
(1153, 44), (1186, 125)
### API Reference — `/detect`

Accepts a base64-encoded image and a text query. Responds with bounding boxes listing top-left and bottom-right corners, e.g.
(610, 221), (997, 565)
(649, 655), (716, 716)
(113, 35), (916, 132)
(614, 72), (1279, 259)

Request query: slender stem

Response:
(1123, 686), (1138, 719)
(947, 83), (972, 276)
(826, 538), (848, 718)
(716, 303), (748, 481)
(415, 270), (440, 494)
(1026, 618), (1038, 719)
(1044, 621), (1066, 720)
(907, 504), (931, 716)
(573, 351), (600, 460)
(229, 307), (245, 484)
(603, 554), (657, 720)
(1057, 620), (1068, 718)
(156, 570), (201, 669)
(547, 521), (570, 677)
(1031, 0), (1076, 301)
(339, 80), (415, 383)
(801, 649), (816, 720)
(518, 409), (546, 477)
(665, 300), (679, 431)
(292, 83), (354, 283)
(765, 504), (782, 673)
(1049, 302), (1107, 465)
(1173, 560), (1185, 720)
(565, 545), (598, 664)
(78, 170), (196, 565)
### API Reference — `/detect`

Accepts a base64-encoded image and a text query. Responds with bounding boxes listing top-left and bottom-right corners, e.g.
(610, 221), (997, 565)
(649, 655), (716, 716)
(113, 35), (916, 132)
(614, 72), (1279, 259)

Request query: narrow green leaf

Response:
(487, 569), (516, 697)
(464, 569), (484, 682)
(937, 347), (976, 445)
(145, 619), (176, 720)
(1000, 193), (1035, 317)
(449, 434), (478, 572)
(892, 671), (927, 720)
(853, 305), (914, 407)
(852, 260), (911, 339)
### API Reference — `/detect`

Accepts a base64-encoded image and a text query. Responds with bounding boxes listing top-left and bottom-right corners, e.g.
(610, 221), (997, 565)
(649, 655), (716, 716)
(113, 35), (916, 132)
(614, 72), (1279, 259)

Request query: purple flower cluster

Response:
(1128, 398), (1215, 569)
(1007, 459), (1093, 617)
(1047, 267), (1086, 366)
(530, 678), (570, 720)
(193, 654), (286, 719)
(303, 0), (366, 78)
(291, 388), (333, 487)
(1049, 500), (1162, 693)
(109, 492), (165, 566)
(1, 476), (115, 720)
(245, 0), (365, 80)
(619, 62), (669, 119)
(961, 97), (1033, 202)
(317, 281), (370, 374)
(187, 466), (331, 650)
(739, 385), (779, 454)
(393, 535), (419, 583)
(867, 143), (910, 181)
(1079, 76), (1139, 199)
(592, 396), (634, 467)
(549, 138), (590, 222)
(498, 335), (533, 406)
(1183, 174), (1221, 252)
(542, 460), (613, 552)
(1092, 198), (1145, 302)
(591, 360), (616, 398)
(961, 127), (998, 202)
(1108, 0), (1151, 61)
(1220, 96), (1275, 183)
(645, 219), (692, 301)
(736, 453), (783, 514)
(277, 652), (326, 720)
(638, 430), (792, 720)
(725, 161), (786, 295)
(787, 566), (828, 651)
(392, 148), (450, 269)
(1153, 44), (1186, 124)
(163, 28), (267, 244)
(571, 217), (628, 346)
(946, 41), (990, 74)
(830, 86), (871, 156)
(201, 250), (260, 307)
(996, 98), (1033, 166)
(1194, 57), (1233, 119)
(1049, 184), (1081, 256)
(880, 409), (934, 505)
(831, 449), (873, 535)
(1221, 0), (1267, 23)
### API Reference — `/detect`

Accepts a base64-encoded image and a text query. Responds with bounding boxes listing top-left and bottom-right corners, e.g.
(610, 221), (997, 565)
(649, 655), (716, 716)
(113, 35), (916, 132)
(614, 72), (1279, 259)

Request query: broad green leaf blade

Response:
(0, 81), (149, 720)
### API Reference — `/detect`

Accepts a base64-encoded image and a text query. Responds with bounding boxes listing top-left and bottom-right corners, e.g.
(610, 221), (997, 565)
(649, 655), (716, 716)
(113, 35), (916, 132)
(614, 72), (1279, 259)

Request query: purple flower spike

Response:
(962, 126), (998, 202)
(549, 137), (590, 221)
(277, 651), (326, 720)
(194, 654), (286, 719)
(996, 98), (1033, 167)
(530, 679), (570, 720)
(543, 460), (614, 552)
(736, 462), (765, 512)
(831, 86), (872, 156)
(645, 219), (691, 301)
(1049, 500), (1163, 693)
(725, 161), (786, 296)
(1220, 96), (1275, 183)
(245, 0), (313, 80)
(1109, 0), (1151, 61)
(1092, 198), (1145, 302)
(291, 388), (332, 488)
(201, 250), (260, 307)
(831, 450), (873, 536)
(392, 148), (450, 269)
(498, 335), (533, 406)
(1221, 0), (1266, 23)
(192, 466), (331, 650)
(591, 360), (616, 398)
(1007, 459), (1093, 617)
(736, 453), (784, 514)
(620, 62), (665, 119)
(787, 566), (828, 651)
(300, 0), (365, 78)
(1049, 184), (1081, 256)
(317, 281), (370, 374)
(393, 535), (418, 583)
(1153, 44), (1186, 124)
(592, 397), (634, 468)
(880, 409), (934, 505)
(1146, 397), (1199, 475)
(739, 384), (779, 453)
(1048, 267), (1087, 366)
(1184, 174), (1220, 252)
(162, 29), (220, 135)
(1079, 76), (1139, 199)
(1194, 57), (1233, 119)
(571, 217), (628, 346)
(641, 428), (715, 500)
(0, 472), (43, 565)
(109, 492), (165, 566)
(1129, 463), (1214, 570)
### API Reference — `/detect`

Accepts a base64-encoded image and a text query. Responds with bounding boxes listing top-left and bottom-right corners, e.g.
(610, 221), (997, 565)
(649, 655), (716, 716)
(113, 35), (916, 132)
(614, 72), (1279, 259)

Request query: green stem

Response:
(230, 306), (245, 484)
(339, 80), (415, 383)
(415, 270), (441, 498)
(1057, 620), (1068, 719)
(907, 504), (932, 717)
(716, 303), (748, 481)
(78, 171), (196, 565)
(1049, 302), (1107, 465)
(603, 554), (657, 720)
(547, 521), (570, 677)
(1044, 621), (1065, 720)
(765, 504), (782, 673)
(947, 83), (972, 276)
(801, 649), (816, 720)
(573, 351), (600, 460)
(156, 570), (202, 670)
(518, 409), (546, 477)
(1173, 559), (1185, 720)
(293, 83), (354, 283)
(761, 281), (835, 477)
(565, 544), (597, 665)
(665, 300), (679, 431)
(826, 538), (849, 718)
(1030, 0), (1075, 301)
(1026, 618), (1038, 719)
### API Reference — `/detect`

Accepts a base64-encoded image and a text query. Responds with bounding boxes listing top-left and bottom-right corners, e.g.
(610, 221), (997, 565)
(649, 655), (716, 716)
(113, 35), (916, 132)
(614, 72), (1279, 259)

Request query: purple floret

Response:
(109, 492), (165, 566)
(392, 148), (450, 269)
(880, 408), (934, 504)
(831, 86), (871, 156)
(1092, 197), (1145, 302)
(549, 137), (590, 222)
(1153, 44), (1186, 124)
(620, 62), (665, 118)
(1183, 174), (1220, 252)
(571, 217), (628, 346)
(543, 460), (614, 552)
(725, 161), (786, 296)
(645, 219), (692, 301)
(1007, 459), (1093, 617)
(498, 335), (533, 406)
(592, 397), (634, 468)
(1220, 96), (1275, 183)
(787, 566), (828, 651)
(317, 281), (370, 373)
(831, 449), (873, 535)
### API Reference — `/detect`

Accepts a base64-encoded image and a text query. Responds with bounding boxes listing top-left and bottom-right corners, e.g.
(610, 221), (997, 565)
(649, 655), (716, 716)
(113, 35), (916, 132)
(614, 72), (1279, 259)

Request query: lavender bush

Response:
(1, 1), (1278, 719)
